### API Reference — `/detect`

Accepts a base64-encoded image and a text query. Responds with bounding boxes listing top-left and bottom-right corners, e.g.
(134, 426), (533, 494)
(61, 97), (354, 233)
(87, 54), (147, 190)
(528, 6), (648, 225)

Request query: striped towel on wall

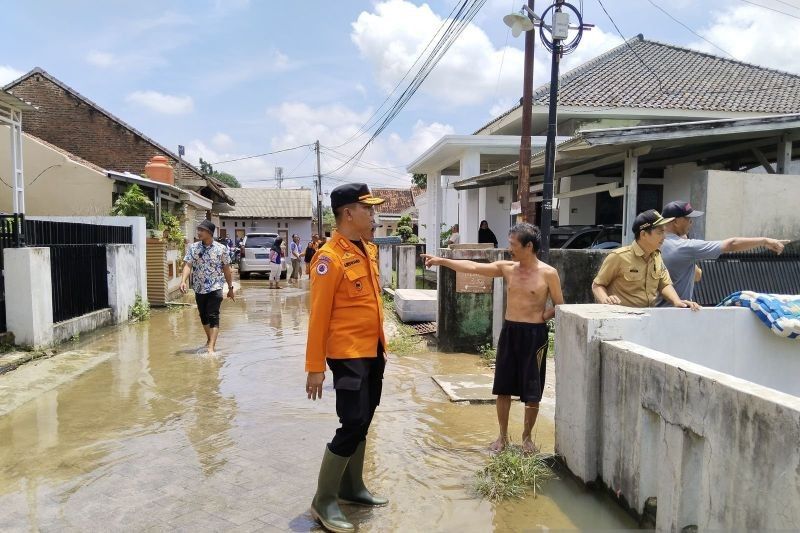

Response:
(718, 291), (800, 340)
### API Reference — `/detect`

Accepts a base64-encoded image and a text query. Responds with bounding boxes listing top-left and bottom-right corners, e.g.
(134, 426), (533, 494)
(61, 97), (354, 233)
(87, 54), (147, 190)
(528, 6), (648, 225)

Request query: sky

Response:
(3, 0), (800, 194)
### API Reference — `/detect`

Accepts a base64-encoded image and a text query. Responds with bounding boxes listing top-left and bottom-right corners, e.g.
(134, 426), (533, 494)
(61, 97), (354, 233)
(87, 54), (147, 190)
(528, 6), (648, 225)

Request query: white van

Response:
(239, 233), (286, 280)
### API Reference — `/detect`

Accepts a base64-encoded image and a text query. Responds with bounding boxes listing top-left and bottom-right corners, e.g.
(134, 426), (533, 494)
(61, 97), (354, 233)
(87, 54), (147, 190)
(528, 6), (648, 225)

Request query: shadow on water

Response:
(0, 281), (638, 531)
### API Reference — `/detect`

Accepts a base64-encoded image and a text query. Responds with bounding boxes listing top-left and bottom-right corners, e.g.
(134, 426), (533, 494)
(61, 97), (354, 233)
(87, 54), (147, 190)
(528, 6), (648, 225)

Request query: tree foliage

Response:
(111, 184), (155, 226)
(323, 206), (336, 229)
(394, 214), (419, 243)
(199, 157), (241, 188)
(412, 173), (427, 189)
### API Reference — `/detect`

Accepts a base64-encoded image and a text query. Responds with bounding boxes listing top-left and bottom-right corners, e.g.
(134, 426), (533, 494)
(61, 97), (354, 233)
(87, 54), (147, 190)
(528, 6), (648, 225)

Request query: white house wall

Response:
(703, 170), (800, 240)
(220, 219), (312, 245)
(558, 175), (620, 226)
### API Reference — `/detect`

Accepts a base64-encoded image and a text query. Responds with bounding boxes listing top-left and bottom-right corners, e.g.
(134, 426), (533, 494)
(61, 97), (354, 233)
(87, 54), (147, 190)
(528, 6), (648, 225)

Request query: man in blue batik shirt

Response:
(180, 220), (235, 354)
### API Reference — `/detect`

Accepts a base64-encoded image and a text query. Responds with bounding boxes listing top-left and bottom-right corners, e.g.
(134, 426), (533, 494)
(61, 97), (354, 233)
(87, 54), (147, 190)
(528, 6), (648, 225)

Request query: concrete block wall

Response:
(555, 304), (800, 530)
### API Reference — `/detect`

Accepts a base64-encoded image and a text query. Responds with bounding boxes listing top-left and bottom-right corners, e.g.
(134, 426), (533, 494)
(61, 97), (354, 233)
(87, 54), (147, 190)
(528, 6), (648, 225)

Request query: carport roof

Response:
(454, 113), (800, 190)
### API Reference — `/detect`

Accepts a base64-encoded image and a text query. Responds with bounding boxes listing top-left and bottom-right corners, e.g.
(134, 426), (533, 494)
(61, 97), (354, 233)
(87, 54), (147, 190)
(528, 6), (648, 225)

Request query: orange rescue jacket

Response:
(305, 231), (386, 372)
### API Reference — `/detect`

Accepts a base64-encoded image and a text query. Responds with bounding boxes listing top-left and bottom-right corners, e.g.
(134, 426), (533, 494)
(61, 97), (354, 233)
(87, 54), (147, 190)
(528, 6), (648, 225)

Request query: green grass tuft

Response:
(474, 446), (557, 502)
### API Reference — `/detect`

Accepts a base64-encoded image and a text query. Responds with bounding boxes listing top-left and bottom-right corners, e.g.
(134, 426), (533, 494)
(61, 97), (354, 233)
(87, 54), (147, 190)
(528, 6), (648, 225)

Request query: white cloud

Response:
(212, 133), (236, 151)
(199, 49), (293, 93)
(125, 90), (194, 114)
(692, 5), (800, 73)
(351, 0), (622, 112)
(86, 51), (116, 68)
(268, 100), (452, 188)
(0, 65), (24, 86)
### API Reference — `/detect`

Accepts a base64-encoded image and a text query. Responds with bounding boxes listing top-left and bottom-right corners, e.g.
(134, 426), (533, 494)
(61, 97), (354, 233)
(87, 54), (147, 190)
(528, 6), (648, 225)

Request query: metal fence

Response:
(26, 219), (132, 323)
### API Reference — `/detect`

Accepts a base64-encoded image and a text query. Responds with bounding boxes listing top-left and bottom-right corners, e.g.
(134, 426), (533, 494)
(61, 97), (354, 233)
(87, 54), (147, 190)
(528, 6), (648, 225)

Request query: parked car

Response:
(238, 233), (287, 280)
(549, 225), (622, 250)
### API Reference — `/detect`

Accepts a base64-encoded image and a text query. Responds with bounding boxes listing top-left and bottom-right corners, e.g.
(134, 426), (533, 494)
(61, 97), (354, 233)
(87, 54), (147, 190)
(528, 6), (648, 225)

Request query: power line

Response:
(646, 0), (735, 59)
(595, 0), (668, 93)
(320, 150), (411, 184)
(771, 0), (800, 11)
(320, 146), (409, 175)
(327, 0), (488, 176)
(739, 0), (800, 19)
(210, 143), (313, 165)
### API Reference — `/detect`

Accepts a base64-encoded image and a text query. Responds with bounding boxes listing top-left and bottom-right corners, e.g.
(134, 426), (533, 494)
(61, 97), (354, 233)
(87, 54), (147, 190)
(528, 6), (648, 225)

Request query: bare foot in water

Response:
(521, 437), (539, 455)
(489, 435), (509, 453)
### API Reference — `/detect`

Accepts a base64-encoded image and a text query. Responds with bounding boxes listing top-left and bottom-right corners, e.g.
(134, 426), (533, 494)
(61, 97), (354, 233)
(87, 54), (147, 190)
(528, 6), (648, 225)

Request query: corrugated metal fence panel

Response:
(695, 243), (800, 306)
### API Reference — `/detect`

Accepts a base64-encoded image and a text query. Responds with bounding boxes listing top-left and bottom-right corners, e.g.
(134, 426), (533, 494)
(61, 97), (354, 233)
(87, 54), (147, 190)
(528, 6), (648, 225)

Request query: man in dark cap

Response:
(180, 220), (235, 354)
(657, 200), (789, 305)
(592, 209), (700, 310)
(305, 183), (387, 533)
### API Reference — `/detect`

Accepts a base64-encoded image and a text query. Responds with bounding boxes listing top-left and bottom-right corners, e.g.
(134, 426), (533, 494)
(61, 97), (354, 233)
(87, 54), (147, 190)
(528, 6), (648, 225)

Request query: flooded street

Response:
(0, 281), (635, 532)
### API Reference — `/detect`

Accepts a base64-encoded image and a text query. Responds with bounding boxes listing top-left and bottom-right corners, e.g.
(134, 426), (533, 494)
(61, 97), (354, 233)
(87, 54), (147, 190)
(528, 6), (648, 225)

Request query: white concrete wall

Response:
(28, 216), (147, 301)
(219, 218), (312, 246)
(479, 184), (511, 247)
(106, 244), (139, 323)
(662, 163), (700, 209)
(3, 248), (53, 348)
(555, 304), (800, 531)
(557, 175), (620, 226)
(704, 169), (800, 240)
(0, 128), (113, 216)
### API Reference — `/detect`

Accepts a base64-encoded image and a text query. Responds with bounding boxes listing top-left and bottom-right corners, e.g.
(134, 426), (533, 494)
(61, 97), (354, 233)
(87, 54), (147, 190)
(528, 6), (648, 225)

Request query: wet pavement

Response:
(0, 280), (637, 531)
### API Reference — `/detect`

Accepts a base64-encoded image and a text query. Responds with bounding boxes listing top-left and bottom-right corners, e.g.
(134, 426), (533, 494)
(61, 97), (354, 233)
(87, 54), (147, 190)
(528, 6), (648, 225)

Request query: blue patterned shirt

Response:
(183, 241), (231, 294)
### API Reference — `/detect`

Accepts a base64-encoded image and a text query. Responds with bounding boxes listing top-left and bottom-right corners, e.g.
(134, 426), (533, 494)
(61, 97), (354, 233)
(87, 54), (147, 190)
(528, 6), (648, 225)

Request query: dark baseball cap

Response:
(197, 220), (216, 235)
(330, 183), (385, 212)
(662, 201), (704, 219)
(632, 209), (673, 235)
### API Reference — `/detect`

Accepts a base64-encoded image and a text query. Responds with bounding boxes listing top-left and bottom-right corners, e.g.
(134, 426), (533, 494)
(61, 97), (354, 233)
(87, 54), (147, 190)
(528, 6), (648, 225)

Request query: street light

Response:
(504, 1), (588, 260)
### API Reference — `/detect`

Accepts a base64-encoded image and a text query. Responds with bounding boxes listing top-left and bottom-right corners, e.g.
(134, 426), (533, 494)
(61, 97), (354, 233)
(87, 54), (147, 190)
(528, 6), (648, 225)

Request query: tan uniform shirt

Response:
(593, 241), (673, 308)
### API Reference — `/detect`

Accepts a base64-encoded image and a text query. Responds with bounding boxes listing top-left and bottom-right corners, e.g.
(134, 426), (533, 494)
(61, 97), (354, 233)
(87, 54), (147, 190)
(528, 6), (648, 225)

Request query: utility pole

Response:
(177, 144), (185, 187)
(315, 140), (323, 237)
(275, 166), (284, 189)
(517, 0), (536, 224)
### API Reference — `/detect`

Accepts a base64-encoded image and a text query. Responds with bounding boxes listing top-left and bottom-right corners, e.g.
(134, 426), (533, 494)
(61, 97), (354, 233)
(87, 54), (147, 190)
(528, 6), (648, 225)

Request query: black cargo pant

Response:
(326, 344), (385, 458)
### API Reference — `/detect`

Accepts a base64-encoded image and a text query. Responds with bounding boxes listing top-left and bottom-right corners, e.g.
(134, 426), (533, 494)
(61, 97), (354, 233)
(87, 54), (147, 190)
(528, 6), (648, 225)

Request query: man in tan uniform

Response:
(592, 209), (700, 310)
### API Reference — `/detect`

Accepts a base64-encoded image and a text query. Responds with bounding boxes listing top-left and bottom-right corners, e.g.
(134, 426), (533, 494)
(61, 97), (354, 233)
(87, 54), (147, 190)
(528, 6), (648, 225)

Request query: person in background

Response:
(446, 224), (460, 247)
(180, 220), (235, 355)
(290, 234), (303, 285)
(304, 234), (320, 279)
(269, 237), (284, 289)
(657, 201), (789, 305)
(478, 220), (498, 248)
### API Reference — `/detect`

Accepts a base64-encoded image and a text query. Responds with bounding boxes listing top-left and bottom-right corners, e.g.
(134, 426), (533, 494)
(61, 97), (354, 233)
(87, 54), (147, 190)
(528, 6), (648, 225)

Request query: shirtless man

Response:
(422, 223), (564, 454)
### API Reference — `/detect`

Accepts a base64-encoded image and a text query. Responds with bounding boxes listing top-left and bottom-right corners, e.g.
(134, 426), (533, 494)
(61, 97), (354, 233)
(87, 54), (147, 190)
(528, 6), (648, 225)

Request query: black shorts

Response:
(195, 289), (223, 328)
(492, 320), (548, 403)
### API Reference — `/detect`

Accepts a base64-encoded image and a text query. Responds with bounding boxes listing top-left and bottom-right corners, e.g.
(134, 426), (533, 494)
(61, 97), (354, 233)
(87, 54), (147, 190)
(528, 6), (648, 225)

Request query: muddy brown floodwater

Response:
(0, 281), (637, 531)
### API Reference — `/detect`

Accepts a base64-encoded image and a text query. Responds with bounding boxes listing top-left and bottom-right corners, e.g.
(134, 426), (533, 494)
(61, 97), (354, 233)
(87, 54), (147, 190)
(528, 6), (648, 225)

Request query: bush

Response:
(160, 212), (186, 249)
(130, 296), (150, 322)
(111, 184), (155, 227)
(474, 446), (556, 501)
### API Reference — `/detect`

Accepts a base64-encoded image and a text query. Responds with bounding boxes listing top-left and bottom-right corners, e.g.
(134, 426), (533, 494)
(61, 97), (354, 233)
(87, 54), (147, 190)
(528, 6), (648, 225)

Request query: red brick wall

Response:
(8, 74), (200, 180)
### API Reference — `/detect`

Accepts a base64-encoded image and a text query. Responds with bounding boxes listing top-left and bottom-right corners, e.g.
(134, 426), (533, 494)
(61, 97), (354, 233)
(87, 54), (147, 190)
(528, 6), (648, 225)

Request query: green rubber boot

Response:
(311, 447), (354, 533)
(339, 440), (388, 506)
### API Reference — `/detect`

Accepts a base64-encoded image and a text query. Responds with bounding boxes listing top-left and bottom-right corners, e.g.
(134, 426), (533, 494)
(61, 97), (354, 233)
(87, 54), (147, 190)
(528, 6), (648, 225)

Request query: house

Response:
(2, 68), (234, 229)
(409, 36), (800, 251)
(219, 188), (313, 246)
(371, 187), (418, 238)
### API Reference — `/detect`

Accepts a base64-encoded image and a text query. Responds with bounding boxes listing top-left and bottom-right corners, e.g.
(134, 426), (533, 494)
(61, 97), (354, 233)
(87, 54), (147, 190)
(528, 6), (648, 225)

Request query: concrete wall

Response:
(28, 216), (147, 301)
(219, 218), (312, 245)
(548, 249), (608, 304)
(437, 248), (506, 352)
(555, 305), (800, 530)
(704, 169), (800, 240)
(4, 244), (140, 349)
(106, 244), (139, 323)
(557, 175), (620, 226)
(0, 127), (113, 216)
(3, 248), (53, 348)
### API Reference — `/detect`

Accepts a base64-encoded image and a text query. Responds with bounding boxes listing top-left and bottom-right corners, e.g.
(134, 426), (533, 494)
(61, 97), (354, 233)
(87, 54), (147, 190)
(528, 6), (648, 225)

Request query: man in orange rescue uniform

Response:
(305, 183), (387, 533)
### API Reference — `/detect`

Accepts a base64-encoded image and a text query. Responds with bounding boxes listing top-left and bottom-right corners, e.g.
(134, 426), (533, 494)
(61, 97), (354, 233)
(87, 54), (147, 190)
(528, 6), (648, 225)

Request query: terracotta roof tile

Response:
(372, 188), (415, 215)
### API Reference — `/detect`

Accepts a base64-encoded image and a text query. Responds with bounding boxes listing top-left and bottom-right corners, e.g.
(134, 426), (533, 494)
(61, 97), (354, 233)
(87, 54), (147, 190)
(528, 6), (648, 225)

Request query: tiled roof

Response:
(476, 35), (800, 133)
(372, 188), (416, 215)
(220, 188), (312, 219)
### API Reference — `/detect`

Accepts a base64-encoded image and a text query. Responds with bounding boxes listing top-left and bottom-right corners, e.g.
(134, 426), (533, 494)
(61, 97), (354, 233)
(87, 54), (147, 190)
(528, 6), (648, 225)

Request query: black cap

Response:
(662, 201), (704, 219)
(632, 209), (673, 236)
(330, 183), (385, 212)
(197, 220), (216, 235)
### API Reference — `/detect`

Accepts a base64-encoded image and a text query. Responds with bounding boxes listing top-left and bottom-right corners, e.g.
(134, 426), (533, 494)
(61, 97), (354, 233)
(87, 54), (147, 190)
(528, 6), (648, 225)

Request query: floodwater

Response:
(0, 281), (637, 531)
